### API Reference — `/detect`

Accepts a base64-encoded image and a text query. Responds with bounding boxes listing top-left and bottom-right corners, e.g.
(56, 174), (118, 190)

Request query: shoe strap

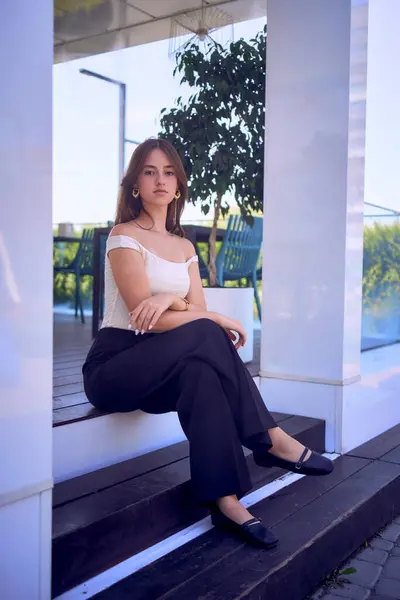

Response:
(295, 447), (310, 470)
(243, 517), (262, 528)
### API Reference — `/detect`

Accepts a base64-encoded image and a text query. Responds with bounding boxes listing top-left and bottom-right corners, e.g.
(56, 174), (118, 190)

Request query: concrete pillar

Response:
(0, 2), (53, 598)
(260, 0), (368, 452)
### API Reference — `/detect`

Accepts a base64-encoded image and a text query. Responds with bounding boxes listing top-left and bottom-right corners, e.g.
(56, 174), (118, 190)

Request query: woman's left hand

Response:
(129, 293), (176, 333)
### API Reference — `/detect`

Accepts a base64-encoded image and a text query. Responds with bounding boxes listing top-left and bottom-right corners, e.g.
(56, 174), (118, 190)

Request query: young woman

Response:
(83, 138), (333, 550)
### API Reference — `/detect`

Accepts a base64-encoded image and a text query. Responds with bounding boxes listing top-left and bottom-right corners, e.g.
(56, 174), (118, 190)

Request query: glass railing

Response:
(362, 202), (400, 350)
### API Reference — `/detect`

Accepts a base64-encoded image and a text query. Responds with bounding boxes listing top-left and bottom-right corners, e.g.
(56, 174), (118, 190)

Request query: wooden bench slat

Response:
(53, 382), (84, 396)
(53, 403), (104, 426)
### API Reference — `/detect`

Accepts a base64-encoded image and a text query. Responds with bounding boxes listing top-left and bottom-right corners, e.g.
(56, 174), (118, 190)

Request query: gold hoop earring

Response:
(132, 188), (140, 199)
(174, 190), (181, 200)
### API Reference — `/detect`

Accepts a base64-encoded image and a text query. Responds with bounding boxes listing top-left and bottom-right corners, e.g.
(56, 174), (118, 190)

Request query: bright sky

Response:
(53, 17), (267, 225)
(53, 9), (400, 226)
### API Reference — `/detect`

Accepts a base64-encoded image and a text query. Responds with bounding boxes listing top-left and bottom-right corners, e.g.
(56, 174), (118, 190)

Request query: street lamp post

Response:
(79, 68), (127, 184)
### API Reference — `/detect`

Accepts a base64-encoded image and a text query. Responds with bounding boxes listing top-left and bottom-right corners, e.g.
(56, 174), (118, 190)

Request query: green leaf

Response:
(340, 568), (357, 576)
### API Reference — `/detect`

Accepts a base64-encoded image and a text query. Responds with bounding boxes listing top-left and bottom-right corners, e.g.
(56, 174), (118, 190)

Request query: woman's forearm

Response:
(150, 309), (219, 332)
(169, 297), (206, 312)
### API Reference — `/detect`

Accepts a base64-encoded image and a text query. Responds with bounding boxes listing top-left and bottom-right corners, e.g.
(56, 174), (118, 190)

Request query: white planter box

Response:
(204, 287), (254, 363)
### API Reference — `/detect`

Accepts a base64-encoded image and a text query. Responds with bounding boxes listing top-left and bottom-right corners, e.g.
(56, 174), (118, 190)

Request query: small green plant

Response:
(340, 567), (357, 576)
(334, 566), (357, 588)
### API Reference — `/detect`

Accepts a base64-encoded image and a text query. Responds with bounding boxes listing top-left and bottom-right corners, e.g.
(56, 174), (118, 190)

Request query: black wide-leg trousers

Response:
(83, 319), (277, 505)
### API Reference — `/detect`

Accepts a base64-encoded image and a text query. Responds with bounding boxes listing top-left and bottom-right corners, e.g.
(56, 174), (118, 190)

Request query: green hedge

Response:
(362, 221), (400, 316)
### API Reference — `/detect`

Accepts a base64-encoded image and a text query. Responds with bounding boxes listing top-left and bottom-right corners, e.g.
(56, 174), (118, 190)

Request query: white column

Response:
(260, 0), (368, 452)
(0, 2), (53, 599)
(364, 0), (400, 208)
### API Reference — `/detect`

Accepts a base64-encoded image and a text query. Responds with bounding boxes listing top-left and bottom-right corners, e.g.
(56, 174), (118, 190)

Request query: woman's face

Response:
(136, 148), (178, 208)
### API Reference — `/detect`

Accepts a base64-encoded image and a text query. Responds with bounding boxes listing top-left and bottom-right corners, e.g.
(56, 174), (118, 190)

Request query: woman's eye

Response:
(144, 170), (154, 176)
(166, 171), (175, 176)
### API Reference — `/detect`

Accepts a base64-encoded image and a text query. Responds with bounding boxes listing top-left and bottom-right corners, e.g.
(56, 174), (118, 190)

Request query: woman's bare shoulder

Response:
(176, 235), (197, 260)
(109, 222), (136, 238)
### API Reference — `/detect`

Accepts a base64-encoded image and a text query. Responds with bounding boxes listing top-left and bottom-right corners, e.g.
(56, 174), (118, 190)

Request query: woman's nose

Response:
(156, 173), (166, 185)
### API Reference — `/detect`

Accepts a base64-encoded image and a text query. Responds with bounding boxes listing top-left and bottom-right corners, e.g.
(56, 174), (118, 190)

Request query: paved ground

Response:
(310, 515), (400, 600)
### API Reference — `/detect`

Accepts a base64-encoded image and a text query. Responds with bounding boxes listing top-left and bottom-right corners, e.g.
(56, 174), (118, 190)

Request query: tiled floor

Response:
(311, 516), (400, 600)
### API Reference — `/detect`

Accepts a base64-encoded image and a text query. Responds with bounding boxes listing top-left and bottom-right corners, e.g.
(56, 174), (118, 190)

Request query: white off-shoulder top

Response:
(100, 234), (199, 330)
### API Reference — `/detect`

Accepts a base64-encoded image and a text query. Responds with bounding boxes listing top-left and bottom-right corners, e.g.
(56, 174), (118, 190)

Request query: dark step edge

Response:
(51, 420), (324, 596)
(53, 403), (106, 427)
(346, 423), (400, 460)
(53, 411), (303, 505)
(104, 459), (400, 600)
(53, 395), (88, 410)
(52, 459), (284, 598)
(53, 416), (325, 511)
(53, 440), (190, 508)
(52, 403), (297, 430)
(85, 454), (373, 600)
(380, 444), (400, 465)
(242, 460), (400, 600)
(52, 404), (300, 431)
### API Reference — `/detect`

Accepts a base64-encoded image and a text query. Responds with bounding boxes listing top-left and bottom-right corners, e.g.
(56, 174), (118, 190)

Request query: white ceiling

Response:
(54, 0), (267, 63)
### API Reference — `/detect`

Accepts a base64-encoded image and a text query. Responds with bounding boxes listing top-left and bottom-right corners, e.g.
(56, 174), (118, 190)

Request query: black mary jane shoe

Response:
(253, 446), (334, 476)
(210, 506), (279, 549)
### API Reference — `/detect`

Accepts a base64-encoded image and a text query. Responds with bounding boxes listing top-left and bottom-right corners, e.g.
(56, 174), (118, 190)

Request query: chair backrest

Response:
(216, 215), (263, 283)
(78, 228), (95, 273)
(184, 225), (209, 279)
(99, 230), (110, 320)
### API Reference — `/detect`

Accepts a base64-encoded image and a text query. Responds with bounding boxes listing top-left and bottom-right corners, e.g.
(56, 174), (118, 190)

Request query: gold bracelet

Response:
(183, 298), (190, 311)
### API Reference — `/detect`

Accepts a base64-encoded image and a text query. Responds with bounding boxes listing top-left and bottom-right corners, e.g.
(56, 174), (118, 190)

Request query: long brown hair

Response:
(115, 138), (188, 237)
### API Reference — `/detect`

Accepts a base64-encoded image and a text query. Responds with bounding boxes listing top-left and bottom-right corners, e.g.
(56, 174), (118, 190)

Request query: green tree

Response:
(159, 27), (266, 286)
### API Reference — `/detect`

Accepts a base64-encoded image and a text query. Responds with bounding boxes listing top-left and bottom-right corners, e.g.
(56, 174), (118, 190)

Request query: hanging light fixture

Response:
(169, 0), (234, 59)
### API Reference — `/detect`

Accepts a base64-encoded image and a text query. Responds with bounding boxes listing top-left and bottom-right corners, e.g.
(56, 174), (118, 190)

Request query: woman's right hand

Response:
(214, 314), (247, 350)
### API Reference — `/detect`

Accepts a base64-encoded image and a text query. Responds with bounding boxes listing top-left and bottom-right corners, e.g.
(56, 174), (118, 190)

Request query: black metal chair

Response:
(54, 228), (94, 323)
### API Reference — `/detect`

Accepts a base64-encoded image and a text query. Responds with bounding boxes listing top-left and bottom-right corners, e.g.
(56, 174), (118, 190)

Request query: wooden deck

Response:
(53, 313), (261, 427)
